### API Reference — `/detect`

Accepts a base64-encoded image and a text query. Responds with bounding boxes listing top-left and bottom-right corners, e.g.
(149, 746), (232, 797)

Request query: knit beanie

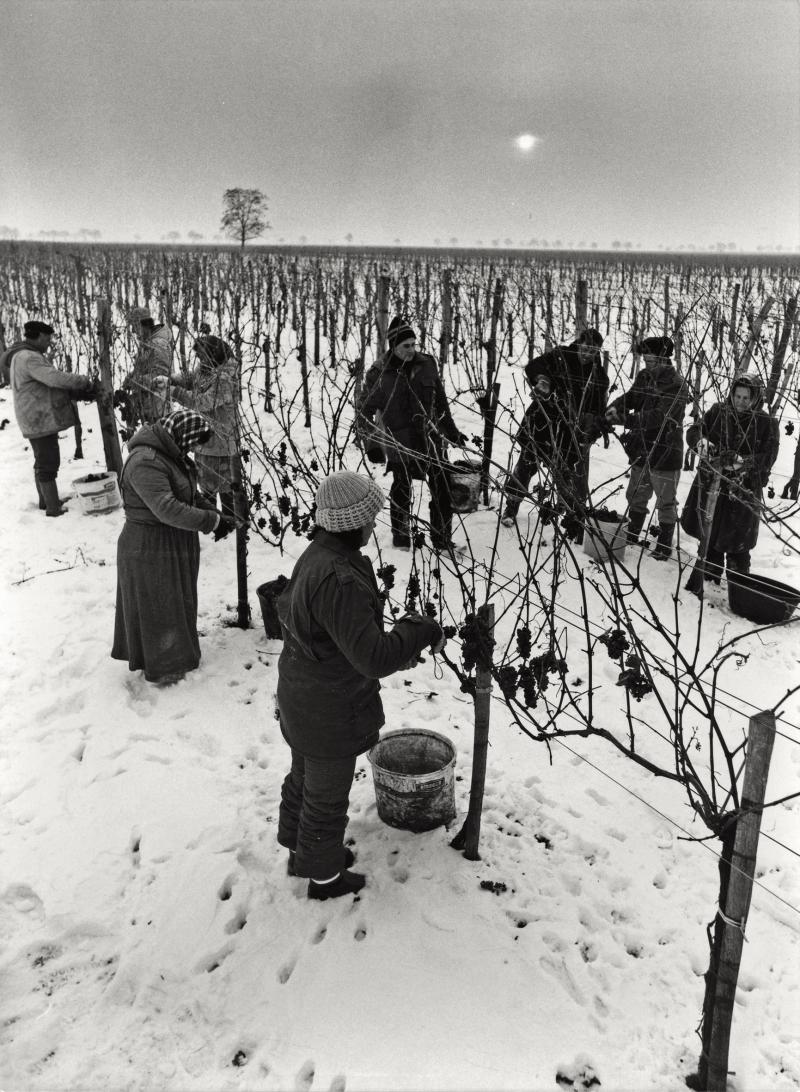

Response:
(315, 471), (384, 532)
(387, 316), (416, 348)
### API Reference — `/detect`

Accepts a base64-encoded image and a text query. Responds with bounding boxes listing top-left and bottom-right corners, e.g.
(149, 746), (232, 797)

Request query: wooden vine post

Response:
(439, 268), (453, 375)
(451, 603), (495, 861)
(738, 296), (775, 375)
(766, 293), (798, 410)
(95, 299), (123, 477)
(376, 266), (391, 360)
(689, 710), (777, 1092)
(479, 278), (504, 505)
(575, 277), (588, 336)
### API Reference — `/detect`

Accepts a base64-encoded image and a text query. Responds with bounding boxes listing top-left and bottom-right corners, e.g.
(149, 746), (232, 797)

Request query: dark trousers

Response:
(705, 547), (751, 582)
(389, 459), (453, 548)
(277, 749), (357, 880)
(504, 453), (538, 515)
(30, 433), (61, 483)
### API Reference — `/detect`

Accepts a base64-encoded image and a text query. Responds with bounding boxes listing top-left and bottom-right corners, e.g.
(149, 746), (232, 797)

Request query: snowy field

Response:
(1, 381), (800, 1092)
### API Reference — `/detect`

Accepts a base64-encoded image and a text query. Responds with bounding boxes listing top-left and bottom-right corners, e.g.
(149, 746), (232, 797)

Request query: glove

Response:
(366, 445), (385, 464)
(213, 515), (236, 541)
(695, 438), (716, 457)
(781, 478), (799, 500)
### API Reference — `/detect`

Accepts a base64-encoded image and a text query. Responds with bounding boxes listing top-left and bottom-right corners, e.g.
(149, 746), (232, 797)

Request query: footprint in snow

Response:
(354, 924), (367, 942)
(312, 925), (327, 945)
(295, 1059), (315, 1090)
(278, 957), (297, 984)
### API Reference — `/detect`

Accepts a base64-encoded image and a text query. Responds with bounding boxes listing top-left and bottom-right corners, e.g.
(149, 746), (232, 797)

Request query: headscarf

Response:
(159, 409), (212, 455)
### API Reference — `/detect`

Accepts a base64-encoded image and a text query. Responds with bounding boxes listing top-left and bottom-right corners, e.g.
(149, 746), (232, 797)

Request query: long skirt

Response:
(111, 521), (201, 682)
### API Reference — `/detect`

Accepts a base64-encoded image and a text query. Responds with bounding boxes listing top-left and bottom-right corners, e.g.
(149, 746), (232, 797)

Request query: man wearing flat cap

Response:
(605, 336), (689, 559)
(9, 320), (96, 516)
(124, 307), (173, 426)
(357, 316), (465, 551)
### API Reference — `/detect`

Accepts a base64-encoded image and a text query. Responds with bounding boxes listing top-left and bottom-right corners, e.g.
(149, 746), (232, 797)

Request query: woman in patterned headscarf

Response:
(111, 410), (235, 685)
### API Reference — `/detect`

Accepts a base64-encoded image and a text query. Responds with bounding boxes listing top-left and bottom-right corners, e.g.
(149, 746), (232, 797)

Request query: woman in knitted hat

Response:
(275, 470), (444, 900)
(111, 409), (236, 685)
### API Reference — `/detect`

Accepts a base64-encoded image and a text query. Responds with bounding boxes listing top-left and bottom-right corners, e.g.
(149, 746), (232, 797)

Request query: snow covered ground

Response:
(1, 387), (799, 1092)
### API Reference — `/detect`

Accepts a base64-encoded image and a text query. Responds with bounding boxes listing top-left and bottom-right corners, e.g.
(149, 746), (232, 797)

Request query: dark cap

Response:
(577, 328), (603, 348)
(387, 316), (416, 348)
(637, 336), (674, 358)
(24, 320), (55, 338)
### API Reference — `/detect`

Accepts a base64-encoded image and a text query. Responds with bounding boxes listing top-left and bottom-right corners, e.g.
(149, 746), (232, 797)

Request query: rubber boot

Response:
(726, 551), (751, 575)
(651, 522), (676, 560)
(307, 870), (366, 901)
(40, 480), (67, 517)
(501, 497), (520, 527)
(35, 476), (46, 510)
(626, 508), (647, 545)
(288, 846), (355, 878)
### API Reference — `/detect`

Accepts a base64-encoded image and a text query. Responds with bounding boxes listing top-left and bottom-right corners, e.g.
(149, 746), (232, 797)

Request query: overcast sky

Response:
(2, 0), (798, 250)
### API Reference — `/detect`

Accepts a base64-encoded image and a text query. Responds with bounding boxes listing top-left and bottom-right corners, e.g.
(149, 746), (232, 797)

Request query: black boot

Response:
(35, 476), (46, 510)
(288, 846), (355, 877)
(651, 522), (676, 560)
(626, 508), (647, 545)
(726, 551), (751, 574)
(308, 870), (366, 901)
(40, 480), (67, 517)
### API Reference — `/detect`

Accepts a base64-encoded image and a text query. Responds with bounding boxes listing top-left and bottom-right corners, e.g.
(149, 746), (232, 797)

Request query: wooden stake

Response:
(692, 711), (776, 1092)
(575, 277), (588, 335)
(95, 300), (123, 476)
(450, 603), (495, 861)
(766, 294), (798, 409)
(376, 266), (390, 360)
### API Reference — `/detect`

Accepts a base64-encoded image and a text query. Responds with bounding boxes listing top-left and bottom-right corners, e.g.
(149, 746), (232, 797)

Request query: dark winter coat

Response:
(607, 362), (689, 471)
(111, 424), (218, 681)
(525, 344), (609, 463)
(525, 343), (609, 421)
(357, 351), (460, 478)
(514, 392), (562, 466)
(681, 398), (780, 552)
(10, 346), (93, 438)
(276, 530), (441, 759)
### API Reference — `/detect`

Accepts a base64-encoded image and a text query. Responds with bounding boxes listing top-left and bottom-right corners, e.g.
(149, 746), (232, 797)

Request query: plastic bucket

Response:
(583, 516), (628, 563)
(727, 570), (800, 625)
(256, 576), (289, 639)
(448, 460), (481, 514)
(368, 728), (457, 833)
(72, 470), (122, 514)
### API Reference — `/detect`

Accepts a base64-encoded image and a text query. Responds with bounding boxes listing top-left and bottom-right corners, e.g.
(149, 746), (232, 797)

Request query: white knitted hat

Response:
(315, 471), (384, 533)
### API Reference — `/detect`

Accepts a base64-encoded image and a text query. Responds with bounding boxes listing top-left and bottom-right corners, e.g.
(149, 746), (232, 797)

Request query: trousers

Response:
(277, 748), (357, 880)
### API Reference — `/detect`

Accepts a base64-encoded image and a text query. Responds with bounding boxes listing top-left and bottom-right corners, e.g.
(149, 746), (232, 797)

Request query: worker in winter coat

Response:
(605, 336), (689, 560)
(164, 334), (241, 520)
(9, 320), (96, 516)
(524, 327), (609, 540)
(681, 374), (779, 582)
(357, 317), (466, 551)
(276, 471), (444, 900)
(123, 307), (172, 425)
(111, 409), (235, 686)
(501, 366), (562, 525)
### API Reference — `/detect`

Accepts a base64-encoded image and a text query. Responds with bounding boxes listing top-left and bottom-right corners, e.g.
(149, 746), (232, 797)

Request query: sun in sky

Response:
(514, 133), (538, 152)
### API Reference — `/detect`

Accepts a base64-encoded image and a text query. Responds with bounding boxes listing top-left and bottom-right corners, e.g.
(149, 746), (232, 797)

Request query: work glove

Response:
(213, 515), (236, 541)
(781, 478), (799, 500)
(695, 437), (715, 457)
(366, 445), (385, 464)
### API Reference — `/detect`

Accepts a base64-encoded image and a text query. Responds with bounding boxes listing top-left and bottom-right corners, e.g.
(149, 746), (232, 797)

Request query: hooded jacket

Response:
(681, 376), (780, 551)
(170, 354), (239, 457)
(10, 346), (93, 438)
(119, 423), (218, 533)
(276, 530), (441, 758)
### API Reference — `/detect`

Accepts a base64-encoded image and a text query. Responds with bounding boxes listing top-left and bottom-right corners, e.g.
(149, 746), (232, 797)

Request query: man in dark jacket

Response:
(682, 374), (779, 580)
(357, 317), (465, 551)
(606, 336), (689, 559)
(276, 471), (444, 900)
(523, 328), (609, 539)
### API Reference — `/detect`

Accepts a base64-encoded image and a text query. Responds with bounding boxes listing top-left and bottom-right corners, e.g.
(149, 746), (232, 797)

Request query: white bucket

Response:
(72, 470), (122, 515)
(583, 515), (628, 563)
